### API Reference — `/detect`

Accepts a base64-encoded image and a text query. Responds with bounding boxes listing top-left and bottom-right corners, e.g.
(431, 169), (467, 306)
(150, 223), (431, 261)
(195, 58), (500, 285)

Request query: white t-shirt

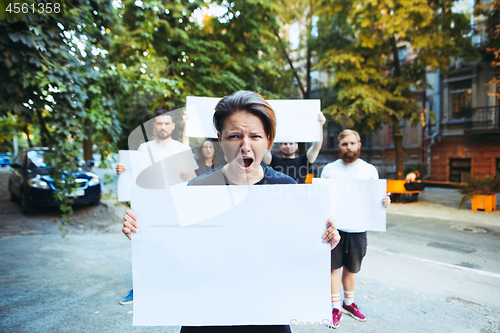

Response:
(138, 140), (198, 182)
(320, 158), (379, 232)
(138, 140), (195, 164)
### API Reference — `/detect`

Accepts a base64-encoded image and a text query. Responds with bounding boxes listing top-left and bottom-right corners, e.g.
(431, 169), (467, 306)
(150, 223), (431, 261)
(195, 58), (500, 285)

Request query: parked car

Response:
(0, 153), (12, 167)
(8, 148), (101, 214)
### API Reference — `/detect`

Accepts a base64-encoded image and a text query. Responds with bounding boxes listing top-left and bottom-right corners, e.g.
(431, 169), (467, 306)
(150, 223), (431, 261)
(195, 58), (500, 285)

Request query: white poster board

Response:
(117, 151), (151, 202)
(131, 185), (332, 326)
(185, 96), (322, 142)
(312, 178), (387, 232)
(117, 150), (197, 201)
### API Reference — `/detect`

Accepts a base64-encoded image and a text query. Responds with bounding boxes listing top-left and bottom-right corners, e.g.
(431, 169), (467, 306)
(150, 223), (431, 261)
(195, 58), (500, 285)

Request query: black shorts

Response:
(330, 231), (367, 273)
(180, 326), (291, 333)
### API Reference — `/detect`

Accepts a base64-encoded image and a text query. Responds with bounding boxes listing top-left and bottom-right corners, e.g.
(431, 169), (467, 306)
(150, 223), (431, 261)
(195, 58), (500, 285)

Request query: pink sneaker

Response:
(329, 308), (342, 329)
(342, 302), (366, 321)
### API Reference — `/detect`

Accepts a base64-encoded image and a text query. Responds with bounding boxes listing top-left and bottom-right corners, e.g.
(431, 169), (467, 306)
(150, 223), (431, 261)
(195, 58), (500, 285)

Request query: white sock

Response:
(331, 293), (341, 310)
(344, 290), (354, 306)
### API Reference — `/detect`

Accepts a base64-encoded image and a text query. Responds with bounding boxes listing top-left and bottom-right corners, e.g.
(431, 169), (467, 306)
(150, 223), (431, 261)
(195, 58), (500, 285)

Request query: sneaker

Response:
(329, 308), (342, 329)
(342, 302), (366, 321)
(119, 289), (133, 305)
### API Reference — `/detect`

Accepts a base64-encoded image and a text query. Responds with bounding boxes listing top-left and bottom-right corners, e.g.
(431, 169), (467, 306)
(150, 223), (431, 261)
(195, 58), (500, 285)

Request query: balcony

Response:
(463, 106), (500, 133)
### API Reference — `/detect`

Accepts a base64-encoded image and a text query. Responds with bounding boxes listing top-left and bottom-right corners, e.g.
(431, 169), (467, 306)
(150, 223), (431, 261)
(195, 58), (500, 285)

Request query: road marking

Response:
(368, 246), (500, 279)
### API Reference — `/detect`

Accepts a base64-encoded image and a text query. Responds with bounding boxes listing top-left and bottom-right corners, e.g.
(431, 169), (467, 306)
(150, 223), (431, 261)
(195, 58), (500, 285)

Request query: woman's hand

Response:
(323, 217), (341, 249)
(123, 209), (138, 240)
(383, 192), (391, 208)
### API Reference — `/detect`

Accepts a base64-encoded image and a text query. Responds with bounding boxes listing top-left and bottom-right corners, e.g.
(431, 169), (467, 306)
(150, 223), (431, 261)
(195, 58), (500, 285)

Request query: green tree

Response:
(109, 0), (293, 149)
(317, 0), (479, 179)
(0, 0), (121, 221)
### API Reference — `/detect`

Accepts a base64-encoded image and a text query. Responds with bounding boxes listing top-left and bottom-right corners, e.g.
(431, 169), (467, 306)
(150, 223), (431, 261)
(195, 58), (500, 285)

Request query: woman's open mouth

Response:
(237, 157), (254, 170)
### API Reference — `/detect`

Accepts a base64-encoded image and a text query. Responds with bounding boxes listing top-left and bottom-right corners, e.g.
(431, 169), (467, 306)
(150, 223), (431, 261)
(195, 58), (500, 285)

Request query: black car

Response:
(8, 148), (101, 213)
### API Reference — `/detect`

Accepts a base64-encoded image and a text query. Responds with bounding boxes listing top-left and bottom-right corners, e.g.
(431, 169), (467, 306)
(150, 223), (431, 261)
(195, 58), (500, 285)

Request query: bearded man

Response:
(320, 129), (390, 328)
(116, 110), (197, 181)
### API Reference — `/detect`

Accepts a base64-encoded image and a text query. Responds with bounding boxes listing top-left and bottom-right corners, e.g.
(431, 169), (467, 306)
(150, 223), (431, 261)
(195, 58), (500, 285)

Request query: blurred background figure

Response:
(262, 112), (326, 184)
(195, 139), (226, 176)
(404, 170), (424, 201)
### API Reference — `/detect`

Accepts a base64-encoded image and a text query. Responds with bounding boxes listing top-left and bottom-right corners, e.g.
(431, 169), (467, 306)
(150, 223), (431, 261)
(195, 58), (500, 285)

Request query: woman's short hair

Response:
(338, 129), (361, 142)
(213, 91), (277, 148)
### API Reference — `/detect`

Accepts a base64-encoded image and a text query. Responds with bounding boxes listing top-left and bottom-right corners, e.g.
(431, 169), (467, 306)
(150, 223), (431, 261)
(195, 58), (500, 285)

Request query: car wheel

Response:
(21, 190), (33, 214)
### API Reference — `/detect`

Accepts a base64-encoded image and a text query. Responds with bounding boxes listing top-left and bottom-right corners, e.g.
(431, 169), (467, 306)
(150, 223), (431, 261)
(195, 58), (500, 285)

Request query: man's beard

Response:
(156, 131), (171, 140)
(340, 149), (360, 163)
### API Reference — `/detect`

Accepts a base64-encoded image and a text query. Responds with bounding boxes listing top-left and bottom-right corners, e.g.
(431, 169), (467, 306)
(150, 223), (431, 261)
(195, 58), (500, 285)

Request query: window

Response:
(289, 22), (300, 51)
(450, 80), (472, 119)
(328, 124), (339, 149)
(496, 75), (500, 106)
(450, 158), (471, 183)
(398, 46), (407, 65)
(496, 158), (500, 174)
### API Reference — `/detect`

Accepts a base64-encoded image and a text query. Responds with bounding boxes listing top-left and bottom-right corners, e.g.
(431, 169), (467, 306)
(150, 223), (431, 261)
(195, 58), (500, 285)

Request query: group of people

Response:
(117, 91), (390, 331)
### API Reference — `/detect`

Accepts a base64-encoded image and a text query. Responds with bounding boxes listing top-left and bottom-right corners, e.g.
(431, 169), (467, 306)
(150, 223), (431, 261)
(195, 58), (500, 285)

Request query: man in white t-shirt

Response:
(115, 109), (198, 305)
(321, 129), (390, 328)
(116, 110), (198, 182)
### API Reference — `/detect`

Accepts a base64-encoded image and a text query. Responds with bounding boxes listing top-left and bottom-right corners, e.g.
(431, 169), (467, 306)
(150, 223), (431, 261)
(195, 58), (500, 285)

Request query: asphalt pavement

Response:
(1, 167), (499, 333)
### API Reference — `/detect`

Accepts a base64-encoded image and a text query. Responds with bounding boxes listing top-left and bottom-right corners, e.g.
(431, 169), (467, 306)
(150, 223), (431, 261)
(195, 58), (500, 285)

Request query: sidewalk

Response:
(387, 187), (500, 226)
(105, 185), (500, 227)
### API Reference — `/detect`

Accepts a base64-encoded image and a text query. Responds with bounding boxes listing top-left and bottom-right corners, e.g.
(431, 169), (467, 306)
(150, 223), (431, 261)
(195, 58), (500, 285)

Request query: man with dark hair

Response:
(116, 110), (197, 181)
(262, 112), (326, 184)
(321, 129), (390, 328)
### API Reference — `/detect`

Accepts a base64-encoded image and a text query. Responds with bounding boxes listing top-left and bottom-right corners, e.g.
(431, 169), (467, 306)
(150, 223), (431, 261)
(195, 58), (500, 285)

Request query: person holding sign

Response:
(123, 91), (341, 332)
(195, 139), (226, 176)
(262, 112), (326, 184)
(116, 109), (198, 181)
(116, 109), (198, 305)
(320, 129), (391, 329)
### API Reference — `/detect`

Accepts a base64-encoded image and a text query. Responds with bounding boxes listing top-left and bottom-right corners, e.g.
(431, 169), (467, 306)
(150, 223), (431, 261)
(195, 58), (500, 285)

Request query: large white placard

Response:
(117, 151), (152, 202)
(312, 178), (387, 232)
(117, 150), (134, 202)
(117, 150), (197, 201)
(185, 96), (322, 142)
(131, 185), (332, 326)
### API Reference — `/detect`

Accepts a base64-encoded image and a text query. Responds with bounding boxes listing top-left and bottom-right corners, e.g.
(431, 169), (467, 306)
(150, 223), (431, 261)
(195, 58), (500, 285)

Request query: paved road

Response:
(1, 167), (499, 332)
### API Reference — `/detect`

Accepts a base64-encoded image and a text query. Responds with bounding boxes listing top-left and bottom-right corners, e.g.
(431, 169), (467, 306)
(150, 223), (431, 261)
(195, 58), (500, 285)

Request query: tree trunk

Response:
(392, 118), (404, 180)
(23, 125), (33, 148)
(35, 110), (50, 147)
(298, 0), (314, 156)
(83, 119), (93, 162)
(305, 0), (313, 100)
(83, 102), (93, 162)
(390, 35), (404, 179)
(272, 27), (306, 97)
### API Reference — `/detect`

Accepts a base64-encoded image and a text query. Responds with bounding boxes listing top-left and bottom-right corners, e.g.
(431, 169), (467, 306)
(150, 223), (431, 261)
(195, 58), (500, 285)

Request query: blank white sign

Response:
(312, 178), (387, 232)
(185, 96), (322, 142)
(131, 185), (332, 326)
